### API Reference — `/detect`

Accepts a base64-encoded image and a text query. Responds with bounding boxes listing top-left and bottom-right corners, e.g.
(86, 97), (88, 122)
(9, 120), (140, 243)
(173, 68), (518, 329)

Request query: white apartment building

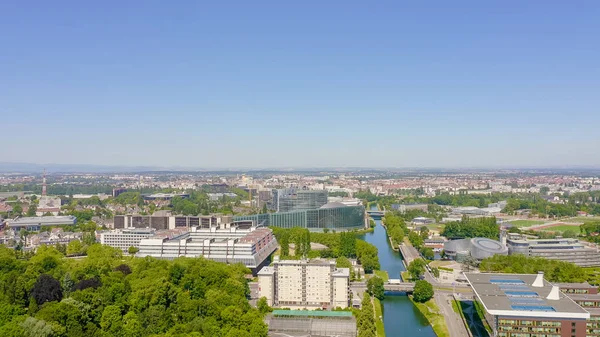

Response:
(258, 258), (350, 309)
(100, 228), (156, 252)
(137, 225), (278, 273)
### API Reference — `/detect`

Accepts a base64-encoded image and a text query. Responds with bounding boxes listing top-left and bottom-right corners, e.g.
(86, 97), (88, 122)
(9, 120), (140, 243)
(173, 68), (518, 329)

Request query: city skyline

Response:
(1, 1), (599, 168)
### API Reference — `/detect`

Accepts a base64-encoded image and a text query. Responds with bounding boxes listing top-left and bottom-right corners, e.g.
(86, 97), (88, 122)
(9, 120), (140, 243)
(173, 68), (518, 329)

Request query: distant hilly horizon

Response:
(0, 162), (599, 174)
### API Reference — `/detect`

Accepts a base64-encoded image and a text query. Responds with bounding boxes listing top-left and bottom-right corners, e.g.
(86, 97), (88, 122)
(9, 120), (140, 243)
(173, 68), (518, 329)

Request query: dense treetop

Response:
(0, 245), (268, 337)
(441, 216), (499, 240)
(479, 254), (586, 283)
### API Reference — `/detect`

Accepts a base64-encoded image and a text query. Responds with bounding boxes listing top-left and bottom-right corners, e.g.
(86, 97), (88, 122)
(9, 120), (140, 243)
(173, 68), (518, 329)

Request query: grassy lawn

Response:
(374, 297), (385, 337)
(401, 271), (411, 282)
(566, 216), (600, 223)
(411, 298), (450, 337)
(374, 270), (389, 282)
(508, 220), (545, 227)
(538, 225), (581, 234)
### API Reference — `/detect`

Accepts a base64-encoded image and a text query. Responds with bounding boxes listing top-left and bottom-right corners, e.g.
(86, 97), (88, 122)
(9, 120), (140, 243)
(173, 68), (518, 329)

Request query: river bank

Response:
(359, 207), (436, 336)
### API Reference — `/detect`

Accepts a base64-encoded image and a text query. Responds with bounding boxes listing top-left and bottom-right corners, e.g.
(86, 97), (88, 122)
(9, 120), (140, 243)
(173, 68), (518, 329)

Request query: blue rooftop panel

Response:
(505, 291), (539, 297)
(490, 279), (525, 284)
(511, 305), (555, 312)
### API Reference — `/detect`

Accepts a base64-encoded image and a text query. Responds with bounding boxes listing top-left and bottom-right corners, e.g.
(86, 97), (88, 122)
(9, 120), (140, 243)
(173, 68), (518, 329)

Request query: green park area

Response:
(538, 225), (581, 234)
(508, 219), (546, 227)
(567, 216), (600, 223)
(374, 270), (389, 282)
(411, 298), (450, 337)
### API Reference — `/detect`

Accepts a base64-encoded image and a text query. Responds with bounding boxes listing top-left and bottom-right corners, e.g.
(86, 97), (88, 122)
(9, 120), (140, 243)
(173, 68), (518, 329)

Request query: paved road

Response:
(435, 293), (471, 337)
(248, 282), (259, 307)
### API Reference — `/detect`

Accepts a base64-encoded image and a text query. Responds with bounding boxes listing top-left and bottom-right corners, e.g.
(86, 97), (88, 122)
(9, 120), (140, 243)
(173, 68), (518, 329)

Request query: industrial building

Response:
(6, 215), (77, 231)
(136, 223), (277, 273)
(100, 228), (158, 252)
(443, 237), (508, 261)
(258, 258), (350, 309)
(507, 235), (600, 267)
(234, 203), (366, 231)
(270, 188), (328, 212)
(465, 272), (590, 337)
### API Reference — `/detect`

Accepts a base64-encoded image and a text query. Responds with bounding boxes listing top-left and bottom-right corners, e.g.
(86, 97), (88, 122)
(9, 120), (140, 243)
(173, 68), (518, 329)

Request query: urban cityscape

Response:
(2, 1), (600, 337)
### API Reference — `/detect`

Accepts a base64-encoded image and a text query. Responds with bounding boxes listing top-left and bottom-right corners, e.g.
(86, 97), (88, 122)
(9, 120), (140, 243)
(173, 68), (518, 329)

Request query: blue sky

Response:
(1, 1), (599, 168)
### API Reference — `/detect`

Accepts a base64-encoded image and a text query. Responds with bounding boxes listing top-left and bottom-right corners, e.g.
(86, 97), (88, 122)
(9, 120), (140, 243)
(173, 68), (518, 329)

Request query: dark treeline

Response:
(441, 216), (499, 240)
(479, 254), (586, 283)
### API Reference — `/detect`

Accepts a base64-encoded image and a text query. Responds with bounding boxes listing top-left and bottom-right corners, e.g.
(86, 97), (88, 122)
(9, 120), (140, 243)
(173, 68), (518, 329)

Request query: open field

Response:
(566, 216), (600, 223)
(508, 220), (546, 227)
(538, 224), (581, 234)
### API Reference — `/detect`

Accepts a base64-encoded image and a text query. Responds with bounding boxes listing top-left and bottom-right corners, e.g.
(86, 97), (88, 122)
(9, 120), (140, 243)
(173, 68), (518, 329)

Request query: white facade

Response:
(100, 228), (156, 252)
(258, 259), (350, 309)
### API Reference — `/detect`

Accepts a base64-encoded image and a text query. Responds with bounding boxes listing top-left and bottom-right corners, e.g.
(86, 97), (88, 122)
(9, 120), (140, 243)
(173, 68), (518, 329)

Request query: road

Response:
(434, 292), (471, 337)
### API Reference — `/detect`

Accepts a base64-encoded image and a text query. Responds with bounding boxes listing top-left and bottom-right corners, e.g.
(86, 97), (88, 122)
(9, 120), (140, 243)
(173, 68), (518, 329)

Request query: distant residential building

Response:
(100, 228), (158, 252)
(391, 203), (429, 213)
(207, 193), (237, 201)
(137, 224), (277, 273)
(112, 188), (127, 198)
(7, 215), (77, 231)
(36, 196), (62, 216)
(507, 236), (600, 267)
(258, 258), (350, 309)
(143, 193), (189, 201)
(270, 188), (328, 212)
(411, 217), (435, 225)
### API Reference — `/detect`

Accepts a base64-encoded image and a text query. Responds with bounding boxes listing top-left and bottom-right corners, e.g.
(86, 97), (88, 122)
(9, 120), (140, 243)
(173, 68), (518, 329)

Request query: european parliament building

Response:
(235, 202), (366, 231)
(270, 188), (328, 212)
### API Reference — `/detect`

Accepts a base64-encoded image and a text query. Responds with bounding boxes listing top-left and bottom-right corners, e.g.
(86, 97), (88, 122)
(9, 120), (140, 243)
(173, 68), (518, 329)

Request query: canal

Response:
(357, 206), (436, 336)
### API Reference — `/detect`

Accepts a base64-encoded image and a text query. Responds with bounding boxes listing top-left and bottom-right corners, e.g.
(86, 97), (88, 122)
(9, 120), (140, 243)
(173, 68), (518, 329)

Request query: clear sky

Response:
(1, 1), (599, 169)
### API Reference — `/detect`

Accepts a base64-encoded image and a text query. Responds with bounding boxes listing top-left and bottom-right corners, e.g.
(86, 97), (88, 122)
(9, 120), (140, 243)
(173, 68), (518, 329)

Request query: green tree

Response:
(257, 297), (272, 314)
(26, 203), (38, 217)
(407, 259), (426, 280)
(358, 294), (376, 337)
(122, 311), (142, 337)
(128, 246), (139, 256)
(100, 305), (123, 335)
(279, 232), (289, 257)
(431, 267), (440, 278)
(367, 276), (385, 300)
(67, 240), (83, 256)
(408, 231), (424, 249)
(413, 280), (434, 303)
(420, 247), (434, 260)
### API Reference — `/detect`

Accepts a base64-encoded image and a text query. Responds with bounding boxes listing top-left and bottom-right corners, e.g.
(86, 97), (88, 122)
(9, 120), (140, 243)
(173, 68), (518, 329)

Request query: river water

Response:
(357, 207), (436, 337)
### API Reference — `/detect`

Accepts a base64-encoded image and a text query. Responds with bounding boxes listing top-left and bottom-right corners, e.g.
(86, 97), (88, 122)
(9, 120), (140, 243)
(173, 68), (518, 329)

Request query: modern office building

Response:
(113, 214), (237, 230)
(507, 236), (600, 267)
(558, 283), (600, 337)
(137, 224), (277, 273)
(465, 272), (590, 337)
(6, 215), (77, 231)
(258, 258), (350, 309)
(271, 188), (328, 212)
(100, 227), (158, 252)
(234, 203), (366, 231)
(444, 237), (508, 261)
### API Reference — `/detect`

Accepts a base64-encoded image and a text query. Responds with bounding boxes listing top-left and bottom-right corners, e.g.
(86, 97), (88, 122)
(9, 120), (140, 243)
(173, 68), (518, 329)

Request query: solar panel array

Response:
(491, 278), (556, 312)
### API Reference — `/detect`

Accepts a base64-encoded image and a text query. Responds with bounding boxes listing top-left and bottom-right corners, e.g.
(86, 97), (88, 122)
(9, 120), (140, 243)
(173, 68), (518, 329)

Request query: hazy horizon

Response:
(1, 1), (599, 168)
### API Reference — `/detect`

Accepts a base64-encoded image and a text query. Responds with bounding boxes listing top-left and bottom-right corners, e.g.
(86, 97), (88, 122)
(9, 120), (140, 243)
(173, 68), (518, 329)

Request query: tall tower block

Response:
(42, 169), (47, 196)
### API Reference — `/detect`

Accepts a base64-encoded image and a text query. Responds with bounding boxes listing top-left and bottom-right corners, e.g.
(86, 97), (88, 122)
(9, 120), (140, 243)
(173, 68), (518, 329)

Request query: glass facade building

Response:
(234, 205), (365, 231)
(271, 188), (328, 212)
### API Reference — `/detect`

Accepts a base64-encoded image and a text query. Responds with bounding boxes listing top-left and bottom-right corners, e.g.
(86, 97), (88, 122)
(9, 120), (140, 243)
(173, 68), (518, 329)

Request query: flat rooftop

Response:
(272, 310), (353, 318)
(8, 215), (76, 225)
(465, 273), (590, 319)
